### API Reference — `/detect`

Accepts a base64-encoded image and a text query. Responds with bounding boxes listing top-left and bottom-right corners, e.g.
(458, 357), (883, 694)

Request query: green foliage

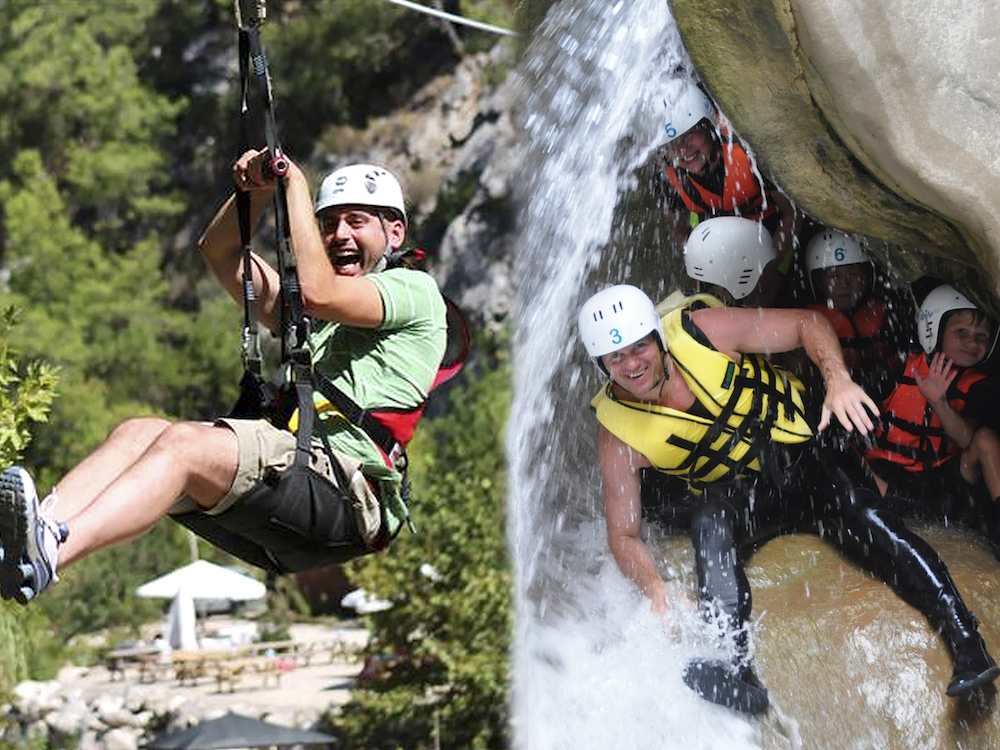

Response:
(333, 333), (512, 750)
(0, 307), (58, 468)
(0, 309), (58, 695)
(34, 523), (191, 640)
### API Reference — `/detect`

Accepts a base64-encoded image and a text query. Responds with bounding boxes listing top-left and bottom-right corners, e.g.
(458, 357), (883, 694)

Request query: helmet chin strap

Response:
(370, 214), (396, 274)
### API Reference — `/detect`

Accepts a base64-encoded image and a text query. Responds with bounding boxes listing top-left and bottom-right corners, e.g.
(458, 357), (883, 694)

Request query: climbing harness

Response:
(173, 0), (469, 574)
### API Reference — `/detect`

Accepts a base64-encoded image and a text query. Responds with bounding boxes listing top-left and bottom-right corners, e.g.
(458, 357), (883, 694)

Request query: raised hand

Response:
(913, 351), (957, 405)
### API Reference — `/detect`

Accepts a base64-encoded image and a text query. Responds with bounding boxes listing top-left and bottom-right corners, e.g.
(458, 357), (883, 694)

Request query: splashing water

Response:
(506, 1), (771, 748)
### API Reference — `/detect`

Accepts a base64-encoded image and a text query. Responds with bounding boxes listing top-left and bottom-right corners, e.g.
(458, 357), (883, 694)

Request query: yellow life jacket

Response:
(592, 302), (812, 490)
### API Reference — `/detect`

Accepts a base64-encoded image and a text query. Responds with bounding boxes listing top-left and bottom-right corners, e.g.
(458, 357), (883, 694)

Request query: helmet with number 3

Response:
(578, 285), (665, 360)
(661, 81), (715, 146)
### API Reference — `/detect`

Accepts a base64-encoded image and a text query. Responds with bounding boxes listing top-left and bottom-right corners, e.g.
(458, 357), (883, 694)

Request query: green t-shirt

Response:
(308, 267), (447, 506)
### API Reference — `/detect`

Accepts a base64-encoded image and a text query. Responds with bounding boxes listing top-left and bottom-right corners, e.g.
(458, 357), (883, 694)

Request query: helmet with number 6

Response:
(805, 229), (871, 296)
(661, 81), (715, 146)
(916, 284), (979, 355)
(578, 285), (665, 364)
(684, 216), (777, 300)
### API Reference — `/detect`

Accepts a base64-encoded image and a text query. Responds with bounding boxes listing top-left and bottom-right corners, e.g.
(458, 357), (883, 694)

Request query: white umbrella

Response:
(136, 560), (266, 601)
(165, 580), (198, 650)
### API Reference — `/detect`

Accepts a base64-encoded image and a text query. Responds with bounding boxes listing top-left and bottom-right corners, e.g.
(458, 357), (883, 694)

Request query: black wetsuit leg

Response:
(690, 473), (798, 626)
(802, 448), (968, 624)
(802, 446), (1000, 695)
(690, 489), (751, 625)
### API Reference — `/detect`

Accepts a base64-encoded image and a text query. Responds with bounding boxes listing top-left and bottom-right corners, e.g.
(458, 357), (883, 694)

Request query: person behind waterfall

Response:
(680, 215), (780, 309)
(658, 81), (801, 307)
(865, 283), (1000, 544)
(802, 228), (909, 393)
(578, 283), (999, 715)
(0, 151), (447, 604)
(641, 215), (783, 519)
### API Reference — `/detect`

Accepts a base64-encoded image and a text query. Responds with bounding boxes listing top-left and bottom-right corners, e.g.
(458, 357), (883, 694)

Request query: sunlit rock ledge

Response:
(668, 0), (1000, 313)
(655, 523), (1000, 749)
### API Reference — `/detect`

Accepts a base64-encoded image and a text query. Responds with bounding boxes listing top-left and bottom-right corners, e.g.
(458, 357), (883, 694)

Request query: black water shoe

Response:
(682, 658), (769, 715)
(947, 636), (1000, 697)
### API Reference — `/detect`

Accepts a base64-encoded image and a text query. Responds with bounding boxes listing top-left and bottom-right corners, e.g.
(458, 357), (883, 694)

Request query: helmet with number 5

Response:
(684, 216), (777, 300)
(578, 285), (665, 364)
(805, 229), (871, 296)
(916, 284), (980, 355)
(661, 81), (715, 146)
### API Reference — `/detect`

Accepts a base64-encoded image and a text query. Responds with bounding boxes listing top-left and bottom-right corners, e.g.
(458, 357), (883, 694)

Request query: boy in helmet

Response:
(795, 228), (910, 400)
(579, 284), (999, 714)
(0, 150), (447, 603)
(865, 282), (1000, 535)
(658, 81), (802, 305)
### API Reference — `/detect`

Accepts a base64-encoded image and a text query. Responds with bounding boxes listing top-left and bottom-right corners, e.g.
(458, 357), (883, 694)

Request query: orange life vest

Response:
(807, 299), (890, 371)
(665, 124), (777, 222)
(865, 351), (987, 471)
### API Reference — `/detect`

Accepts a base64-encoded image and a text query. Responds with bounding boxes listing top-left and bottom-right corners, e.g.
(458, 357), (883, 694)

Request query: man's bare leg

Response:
(42, 417), (172, 520)
(57, 421), (240, 568)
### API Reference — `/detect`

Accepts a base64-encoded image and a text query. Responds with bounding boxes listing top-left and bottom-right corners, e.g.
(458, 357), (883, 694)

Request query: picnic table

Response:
(103, 645), (165, 683)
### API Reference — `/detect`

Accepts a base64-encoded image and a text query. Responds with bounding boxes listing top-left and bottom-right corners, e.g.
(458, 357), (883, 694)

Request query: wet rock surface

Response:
(733, 523), (998, 749)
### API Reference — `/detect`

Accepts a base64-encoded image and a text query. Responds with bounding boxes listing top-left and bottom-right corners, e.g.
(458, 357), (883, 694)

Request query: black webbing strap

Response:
(234, 1), (315, 462)
(236, 27), (261, 377)
(312, 370), (404, 466)
(667, 310), (805, 488)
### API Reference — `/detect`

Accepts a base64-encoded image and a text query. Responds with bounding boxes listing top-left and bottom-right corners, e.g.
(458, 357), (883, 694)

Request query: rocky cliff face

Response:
(313, 41), (518, 329)
(668, 0), (1000, 313)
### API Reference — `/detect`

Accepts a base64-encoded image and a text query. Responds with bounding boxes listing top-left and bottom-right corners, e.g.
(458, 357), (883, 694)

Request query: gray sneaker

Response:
(0, 467), (68, 604)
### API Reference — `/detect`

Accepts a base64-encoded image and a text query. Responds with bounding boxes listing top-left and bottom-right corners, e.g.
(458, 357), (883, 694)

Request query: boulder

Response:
(667, 0), (1000, 311)
(655, 522), (1000, 748)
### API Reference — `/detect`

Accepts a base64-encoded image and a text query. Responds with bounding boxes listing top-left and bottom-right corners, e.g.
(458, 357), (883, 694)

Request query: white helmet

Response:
(684, 217), (777, 300)
(805, 229), (872, 297)
(314, 164), (407, 225)
(805, 230), (869, 273)
(662, 81), (715, 145)
(578, 285), (665, 359)
(916, 284), (979, 355)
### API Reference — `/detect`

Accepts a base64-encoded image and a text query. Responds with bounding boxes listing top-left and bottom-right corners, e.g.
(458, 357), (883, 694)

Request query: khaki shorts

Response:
(170, 418), (374, 525)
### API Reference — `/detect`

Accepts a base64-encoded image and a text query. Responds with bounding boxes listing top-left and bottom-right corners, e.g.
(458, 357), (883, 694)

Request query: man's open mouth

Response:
(331, 251), (363, 267)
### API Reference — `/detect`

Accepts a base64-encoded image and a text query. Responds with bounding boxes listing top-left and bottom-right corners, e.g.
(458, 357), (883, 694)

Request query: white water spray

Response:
(507, 1), (771, 748)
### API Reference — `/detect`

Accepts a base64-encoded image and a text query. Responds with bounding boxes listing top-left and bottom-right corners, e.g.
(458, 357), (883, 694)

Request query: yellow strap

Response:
(287, 398), (340, 433)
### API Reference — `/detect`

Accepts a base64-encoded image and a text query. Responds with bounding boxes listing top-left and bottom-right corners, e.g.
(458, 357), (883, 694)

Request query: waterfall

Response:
(506, 1), (773, 747)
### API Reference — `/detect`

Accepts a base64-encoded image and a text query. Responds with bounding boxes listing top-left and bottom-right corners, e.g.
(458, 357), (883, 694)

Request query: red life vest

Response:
(865, 351), (987, 471)
(665, 124), (777, 222)
(807, 299), (890, 371)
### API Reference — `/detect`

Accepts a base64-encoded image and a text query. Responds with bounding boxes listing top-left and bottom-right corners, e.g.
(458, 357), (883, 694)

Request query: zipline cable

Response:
(384, 0), (518, 37)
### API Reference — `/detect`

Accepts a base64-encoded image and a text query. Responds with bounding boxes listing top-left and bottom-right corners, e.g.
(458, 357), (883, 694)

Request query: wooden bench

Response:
(171, 649), (241, 686)
(104, 646), (163, 682)
(213, 656), (282, 693)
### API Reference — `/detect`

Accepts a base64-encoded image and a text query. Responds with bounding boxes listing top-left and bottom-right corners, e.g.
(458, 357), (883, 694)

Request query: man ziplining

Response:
(0, 150), (448, 604)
